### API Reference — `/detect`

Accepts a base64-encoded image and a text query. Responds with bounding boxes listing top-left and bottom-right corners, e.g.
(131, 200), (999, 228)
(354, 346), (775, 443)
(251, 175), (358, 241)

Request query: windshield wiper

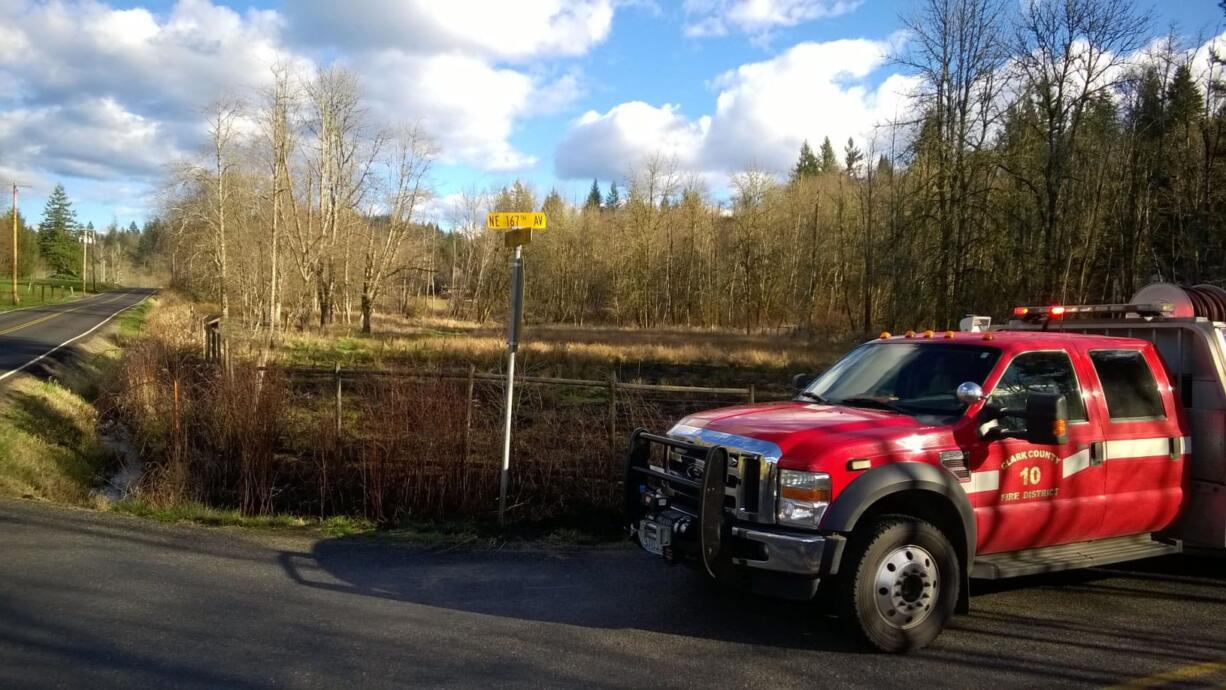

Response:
(835, 396), (910, 414)
(796, 390), (829, 404)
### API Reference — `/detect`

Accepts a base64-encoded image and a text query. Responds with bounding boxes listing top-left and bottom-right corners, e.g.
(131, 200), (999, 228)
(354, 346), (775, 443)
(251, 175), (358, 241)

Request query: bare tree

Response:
(899, 0), (1011, 323)
(359, 125), (436, 333)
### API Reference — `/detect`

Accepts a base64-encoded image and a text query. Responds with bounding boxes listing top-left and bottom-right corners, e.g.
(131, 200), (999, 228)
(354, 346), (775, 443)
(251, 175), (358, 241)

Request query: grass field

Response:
(0, 278), (118, 314)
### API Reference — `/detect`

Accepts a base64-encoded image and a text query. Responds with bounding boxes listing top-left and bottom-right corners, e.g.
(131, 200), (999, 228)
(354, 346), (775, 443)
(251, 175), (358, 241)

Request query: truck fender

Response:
(821, 462), (977, 566)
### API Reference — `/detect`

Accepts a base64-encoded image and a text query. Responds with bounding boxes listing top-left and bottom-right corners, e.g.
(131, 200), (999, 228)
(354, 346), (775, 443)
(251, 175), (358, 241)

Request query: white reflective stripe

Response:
(1062, 448), (1092, 478)
(963, 471), (999, 494)
(1105, 437), (1174, 460)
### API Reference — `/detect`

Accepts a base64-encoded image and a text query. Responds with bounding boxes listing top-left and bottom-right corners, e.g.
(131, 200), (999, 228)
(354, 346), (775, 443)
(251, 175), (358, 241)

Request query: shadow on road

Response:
(284, 534), (1226, 656)
(282, 538), (858, 652)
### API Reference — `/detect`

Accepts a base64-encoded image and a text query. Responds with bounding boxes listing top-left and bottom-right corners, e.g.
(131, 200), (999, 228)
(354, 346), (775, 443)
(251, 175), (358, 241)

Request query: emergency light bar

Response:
(1011, 302), (1173, 322)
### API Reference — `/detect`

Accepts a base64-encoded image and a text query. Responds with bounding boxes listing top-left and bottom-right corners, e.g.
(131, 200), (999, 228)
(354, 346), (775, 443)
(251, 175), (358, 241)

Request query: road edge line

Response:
(0, 291), (153, 384)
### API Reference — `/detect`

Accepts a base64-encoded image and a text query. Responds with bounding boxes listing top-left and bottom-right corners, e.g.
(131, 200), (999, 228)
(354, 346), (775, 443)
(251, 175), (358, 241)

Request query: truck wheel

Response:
(839, 517), (959, 653)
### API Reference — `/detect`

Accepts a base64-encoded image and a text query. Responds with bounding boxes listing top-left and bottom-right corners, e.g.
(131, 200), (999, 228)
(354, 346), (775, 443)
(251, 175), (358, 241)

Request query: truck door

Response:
(1085, 347), (1185, 539)
(971, 350), (1107, 554)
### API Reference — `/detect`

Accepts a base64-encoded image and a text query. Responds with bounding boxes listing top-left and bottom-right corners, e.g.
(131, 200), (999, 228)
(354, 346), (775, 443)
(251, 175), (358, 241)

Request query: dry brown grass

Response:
(276, 310), (848, 391)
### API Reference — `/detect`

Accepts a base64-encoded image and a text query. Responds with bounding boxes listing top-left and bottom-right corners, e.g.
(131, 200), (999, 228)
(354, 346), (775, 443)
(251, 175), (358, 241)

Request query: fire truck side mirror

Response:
(1023, 392), (1069, 445)
(791, 373), (812, 393)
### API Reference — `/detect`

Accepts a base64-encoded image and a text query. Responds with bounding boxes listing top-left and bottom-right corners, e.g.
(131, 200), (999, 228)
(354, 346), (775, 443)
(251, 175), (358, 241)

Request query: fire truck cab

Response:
(624, 283), (1226, 652)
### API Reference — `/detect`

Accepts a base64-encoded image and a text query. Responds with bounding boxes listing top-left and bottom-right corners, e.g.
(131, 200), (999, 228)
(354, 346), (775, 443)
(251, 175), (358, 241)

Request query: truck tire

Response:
(838, 517), (959, 653)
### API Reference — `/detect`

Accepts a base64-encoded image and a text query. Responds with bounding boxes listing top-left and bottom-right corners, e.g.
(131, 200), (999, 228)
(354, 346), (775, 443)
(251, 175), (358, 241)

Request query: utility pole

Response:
(10, 184), (17, 306)
(80, 228), (92, 294)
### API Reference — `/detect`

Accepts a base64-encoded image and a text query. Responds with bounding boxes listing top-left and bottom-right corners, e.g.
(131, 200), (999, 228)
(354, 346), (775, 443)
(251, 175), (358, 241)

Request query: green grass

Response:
(110, 498), (377, 536)
(0, 378), (109, 503)
(115, 297), (155, 342)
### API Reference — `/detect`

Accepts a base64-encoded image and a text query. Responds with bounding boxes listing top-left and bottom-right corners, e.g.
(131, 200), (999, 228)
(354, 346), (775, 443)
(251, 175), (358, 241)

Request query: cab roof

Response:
(874, 330), (1152, 354)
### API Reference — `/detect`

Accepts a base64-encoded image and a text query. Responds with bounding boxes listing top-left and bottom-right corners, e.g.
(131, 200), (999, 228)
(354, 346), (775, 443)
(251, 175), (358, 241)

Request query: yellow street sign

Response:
(487, 212), (546, 231)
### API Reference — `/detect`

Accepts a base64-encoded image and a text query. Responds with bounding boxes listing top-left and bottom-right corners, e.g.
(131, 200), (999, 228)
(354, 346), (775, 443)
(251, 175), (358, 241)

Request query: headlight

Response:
(776, 470), (831, 529)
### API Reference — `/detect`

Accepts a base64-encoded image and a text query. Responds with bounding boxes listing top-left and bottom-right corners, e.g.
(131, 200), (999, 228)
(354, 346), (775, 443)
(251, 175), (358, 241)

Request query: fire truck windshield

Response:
(802, 342), (1002, 418)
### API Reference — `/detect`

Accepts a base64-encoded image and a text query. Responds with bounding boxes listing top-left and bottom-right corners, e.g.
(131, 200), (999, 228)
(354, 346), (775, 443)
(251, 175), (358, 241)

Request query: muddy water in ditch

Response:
(95, 420), (142, 502)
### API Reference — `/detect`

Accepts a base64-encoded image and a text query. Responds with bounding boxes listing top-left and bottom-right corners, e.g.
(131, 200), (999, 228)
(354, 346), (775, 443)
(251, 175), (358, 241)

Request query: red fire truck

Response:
(625, 283), (1226, 652)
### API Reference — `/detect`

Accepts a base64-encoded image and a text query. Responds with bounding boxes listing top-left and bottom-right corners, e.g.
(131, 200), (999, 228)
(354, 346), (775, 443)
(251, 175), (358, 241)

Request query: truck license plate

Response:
(638, 519), (670, 556)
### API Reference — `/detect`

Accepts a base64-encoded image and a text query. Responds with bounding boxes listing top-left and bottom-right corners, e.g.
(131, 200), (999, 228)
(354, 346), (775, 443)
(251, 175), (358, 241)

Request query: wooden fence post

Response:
(608, 371), (618, 449)
(747, 384), (756, 404)
(462, 364), (474, 487)
(334, 362), (343, 437)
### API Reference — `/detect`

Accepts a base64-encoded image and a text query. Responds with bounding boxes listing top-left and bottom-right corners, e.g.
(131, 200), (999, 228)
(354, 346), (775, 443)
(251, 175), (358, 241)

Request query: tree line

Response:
(148, 0), (1226, 338)
(1, 183), (155, 286)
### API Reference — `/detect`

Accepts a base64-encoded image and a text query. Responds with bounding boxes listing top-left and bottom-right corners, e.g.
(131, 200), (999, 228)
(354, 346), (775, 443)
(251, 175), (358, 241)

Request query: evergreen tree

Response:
(818, 136), (840, 173)
(38, 184), (80, 277)
(791, 140), (820, 180)
(585, 179), (603, 209)
(1165, 64), (1203, 135)
(605, 182), (621, 209)
(542, 188), (565, 216)
(844, 137), (863, 177)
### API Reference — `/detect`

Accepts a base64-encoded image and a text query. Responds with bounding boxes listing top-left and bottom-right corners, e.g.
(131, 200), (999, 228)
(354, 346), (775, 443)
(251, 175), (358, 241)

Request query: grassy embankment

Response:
(0, 295), (151, 503)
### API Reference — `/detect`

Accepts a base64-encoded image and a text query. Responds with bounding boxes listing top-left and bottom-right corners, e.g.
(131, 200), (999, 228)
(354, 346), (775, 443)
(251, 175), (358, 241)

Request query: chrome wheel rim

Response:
(873, 545), (938, 630)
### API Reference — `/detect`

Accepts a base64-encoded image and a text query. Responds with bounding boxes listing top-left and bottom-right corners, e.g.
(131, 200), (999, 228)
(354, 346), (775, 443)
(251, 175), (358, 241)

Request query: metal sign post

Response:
(487, 212), (546, 526)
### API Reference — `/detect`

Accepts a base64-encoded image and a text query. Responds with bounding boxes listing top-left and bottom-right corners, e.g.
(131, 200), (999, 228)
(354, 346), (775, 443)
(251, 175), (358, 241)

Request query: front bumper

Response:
(632, 509), (845, 600)
(625, 428), (850, 600)
(729, 524), (846, 576)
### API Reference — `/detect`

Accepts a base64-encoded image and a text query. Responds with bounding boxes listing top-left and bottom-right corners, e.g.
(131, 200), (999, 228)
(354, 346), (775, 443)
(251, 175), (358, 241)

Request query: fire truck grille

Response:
(662, 446), (770, 521)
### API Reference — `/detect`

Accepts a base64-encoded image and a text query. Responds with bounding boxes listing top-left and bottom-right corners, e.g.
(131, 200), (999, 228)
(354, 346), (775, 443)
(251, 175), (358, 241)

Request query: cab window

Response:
(1089, 349), (1165, 420)
(989, 351), (1087, 422)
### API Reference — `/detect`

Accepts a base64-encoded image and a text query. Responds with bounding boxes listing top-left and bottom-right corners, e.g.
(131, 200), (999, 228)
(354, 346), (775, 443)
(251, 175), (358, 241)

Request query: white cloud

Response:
(285, 0), (615, 62)
(0, 0), (292, 183)
(352, 51), (546, 172)
(683, 0), (863, 39)
(556, 102), (710, 179)
(0, 0), (609, 211)
(554, 37), (917, 182)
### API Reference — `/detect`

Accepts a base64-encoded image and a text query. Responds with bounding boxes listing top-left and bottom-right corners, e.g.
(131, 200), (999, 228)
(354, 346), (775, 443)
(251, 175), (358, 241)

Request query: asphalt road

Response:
(0, 499), (1223, 689)
(0, 288), (155, 383)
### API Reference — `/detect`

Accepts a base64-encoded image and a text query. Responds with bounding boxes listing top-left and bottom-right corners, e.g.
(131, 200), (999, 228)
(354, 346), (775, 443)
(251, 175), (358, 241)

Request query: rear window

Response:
(1090, 350), (1165, 420)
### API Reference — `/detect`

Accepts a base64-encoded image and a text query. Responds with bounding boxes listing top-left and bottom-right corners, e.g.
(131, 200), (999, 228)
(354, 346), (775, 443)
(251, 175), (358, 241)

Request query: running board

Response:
(971, 534), (1181, 580)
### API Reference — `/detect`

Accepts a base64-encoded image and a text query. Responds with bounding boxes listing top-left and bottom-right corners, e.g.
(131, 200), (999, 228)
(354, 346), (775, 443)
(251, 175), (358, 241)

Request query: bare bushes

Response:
(106, 301), (742, 529)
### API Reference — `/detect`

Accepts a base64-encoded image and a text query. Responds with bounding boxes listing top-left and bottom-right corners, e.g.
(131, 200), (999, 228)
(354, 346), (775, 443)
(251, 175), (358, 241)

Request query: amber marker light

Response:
(944, 330), (955, 338)
(905, 330), (916, 338)
(879, 331), (891, 339)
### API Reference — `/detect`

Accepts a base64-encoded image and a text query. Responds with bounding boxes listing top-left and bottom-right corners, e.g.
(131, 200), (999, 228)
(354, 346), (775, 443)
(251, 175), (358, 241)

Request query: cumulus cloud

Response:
(554, 36), (917, 182)
(0, 0), (612, 207)
(284, 0), (615, 62)
(0, 0), (291, 183)
(352, 51), (547, 172)
(683, 0), (863, 39)
(556, 102), (711, 179)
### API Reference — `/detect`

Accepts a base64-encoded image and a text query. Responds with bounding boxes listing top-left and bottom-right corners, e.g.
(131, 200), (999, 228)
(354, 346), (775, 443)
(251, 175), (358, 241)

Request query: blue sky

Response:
(0, 0), (1222, 229)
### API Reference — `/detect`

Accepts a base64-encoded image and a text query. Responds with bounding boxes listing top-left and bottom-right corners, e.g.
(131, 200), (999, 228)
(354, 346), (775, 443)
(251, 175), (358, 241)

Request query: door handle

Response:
(1090, 441), (1105, 466)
